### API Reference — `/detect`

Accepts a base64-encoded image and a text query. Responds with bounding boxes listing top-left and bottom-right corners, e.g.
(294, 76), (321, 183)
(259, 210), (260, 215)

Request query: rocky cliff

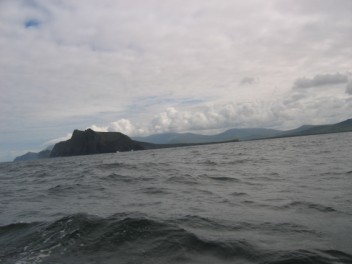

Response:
(50, 129), (144, 157)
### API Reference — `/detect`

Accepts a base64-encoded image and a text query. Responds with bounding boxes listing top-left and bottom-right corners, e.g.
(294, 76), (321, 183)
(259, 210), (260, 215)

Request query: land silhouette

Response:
(14, 118), (352, 161)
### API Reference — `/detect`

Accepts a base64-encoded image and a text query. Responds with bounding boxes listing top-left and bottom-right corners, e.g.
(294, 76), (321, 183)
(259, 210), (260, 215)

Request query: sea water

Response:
(0, 133), (351, 263)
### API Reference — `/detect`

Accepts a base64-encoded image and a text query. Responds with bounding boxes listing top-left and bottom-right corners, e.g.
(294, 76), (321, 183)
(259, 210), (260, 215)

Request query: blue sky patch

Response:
(178, 98), (204, 106)
(25, 19), (40, 28)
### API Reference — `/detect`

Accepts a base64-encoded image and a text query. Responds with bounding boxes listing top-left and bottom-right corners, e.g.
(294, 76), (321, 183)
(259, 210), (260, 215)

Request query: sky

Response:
(1, 0), (351, 161)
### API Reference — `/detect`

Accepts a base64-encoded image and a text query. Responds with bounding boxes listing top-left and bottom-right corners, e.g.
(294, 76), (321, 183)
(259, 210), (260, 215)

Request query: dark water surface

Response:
(1, 133), (351, 263)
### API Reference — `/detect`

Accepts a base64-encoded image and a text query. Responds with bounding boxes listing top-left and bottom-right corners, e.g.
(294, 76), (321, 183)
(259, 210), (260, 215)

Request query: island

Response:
(50, 129), (144, 157)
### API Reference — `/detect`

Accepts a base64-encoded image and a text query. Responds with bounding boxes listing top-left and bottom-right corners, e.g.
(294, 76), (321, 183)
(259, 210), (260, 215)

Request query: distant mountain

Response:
(168, 132), (226, 144)
(277, 125), (316, 135)
(134, 119), (352, 144)
(216, 128), (281, 141)
(13, 118), (352, 161)
(276, 119), (352, 138)
(133, 133), (186, 144)
(14, 149), (51, 162)
(133, 128), (281, 144)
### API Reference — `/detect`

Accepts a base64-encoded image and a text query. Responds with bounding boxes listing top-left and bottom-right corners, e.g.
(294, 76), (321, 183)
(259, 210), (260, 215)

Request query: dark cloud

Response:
(239, 77), (255, 85)
(346, 81), (352, 95)
(293, 73), (348, 89)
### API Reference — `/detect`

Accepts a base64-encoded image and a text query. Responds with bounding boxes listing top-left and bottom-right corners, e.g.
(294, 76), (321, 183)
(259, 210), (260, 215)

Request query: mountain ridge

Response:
(13, 118), (352, 161)
(133, 119), (352, 144)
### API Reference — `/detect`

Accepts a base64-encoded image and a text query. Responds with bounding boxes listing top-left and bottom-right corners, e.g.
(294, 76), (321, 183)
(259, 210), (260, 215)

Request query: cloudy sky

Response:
(1, 0), (351, 161)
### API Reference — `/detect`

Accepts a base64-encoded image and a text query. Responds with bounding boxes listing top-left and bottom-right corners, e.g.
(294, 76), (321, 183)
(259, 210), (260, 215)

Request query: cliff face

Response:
(50, 129), (144, 157)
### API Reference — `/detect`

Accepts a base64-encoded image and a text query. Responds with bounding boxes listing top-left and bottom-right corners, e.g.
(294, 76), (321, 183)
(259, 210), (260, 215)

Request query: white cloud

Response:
(346, 80), (352, 95)
(42, 133), (72, 147)
(84, 85), (351, 137)
(90, 119), (147, 136)
(90, 125), (108, 132)
(1, 0), (352, 161)
(107, 119), (137, 134)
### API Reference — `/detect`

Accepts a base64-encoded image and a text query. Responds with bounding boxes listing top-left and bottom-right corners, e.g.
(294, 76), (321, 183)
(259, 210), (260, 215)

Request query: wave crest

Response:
(1, 214), (351, 264)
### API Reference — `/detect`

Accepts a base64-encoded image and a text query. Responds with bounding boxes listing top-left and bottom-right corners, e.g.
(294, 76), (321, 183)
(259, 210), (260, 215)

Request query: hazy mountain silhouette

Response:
(133, 119), (352, 144)
(276, 118), (352, 138)
(133, 128), (281, 144)
(14, 118), (352, 161)
(14, 149), (51, 162)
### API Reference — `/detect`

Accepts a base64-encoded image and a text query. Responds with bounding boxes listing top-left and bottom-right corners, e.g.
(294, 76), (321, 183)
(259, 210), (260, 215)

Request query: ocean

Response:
(0, 132), (351, 264)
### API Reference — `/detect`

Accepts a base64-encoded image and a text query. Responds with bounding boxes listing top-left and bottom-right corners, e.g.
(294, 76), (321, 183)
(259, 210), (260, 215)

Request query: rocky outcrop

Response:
(50, 129), (144, 157)
(15, 129), (240, 160)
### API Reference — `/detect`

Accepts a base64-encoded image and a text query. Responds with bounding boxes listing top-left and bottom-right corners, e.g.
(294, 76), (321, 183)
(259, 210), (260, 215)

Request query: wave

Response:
(240, 200), (344, 215)
(141, 186), (170, 195)
(208, 176), (241, 182)
(222, 158), (252, 165)
(102, 173), (138, 183)
(166, 175), (200, 185)
(282, 201), (339, 213)
(96, 162), (138, 170)
(0, 213), (259, 263)
(97, 161), (171, 171)
(230, 191), (248, 197)
(267, 249), (352, 264)
(1, 214), (351, 264)
(47, 183), (105, 195)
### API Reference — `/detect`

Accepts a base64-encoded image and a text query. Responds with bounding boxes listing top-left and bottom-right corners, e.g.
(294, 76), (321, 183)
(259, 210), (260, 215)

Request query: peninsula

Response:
(13, 118), (352, 161)
(50, 129), (144, 157)
(49, 129), (238, 158)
